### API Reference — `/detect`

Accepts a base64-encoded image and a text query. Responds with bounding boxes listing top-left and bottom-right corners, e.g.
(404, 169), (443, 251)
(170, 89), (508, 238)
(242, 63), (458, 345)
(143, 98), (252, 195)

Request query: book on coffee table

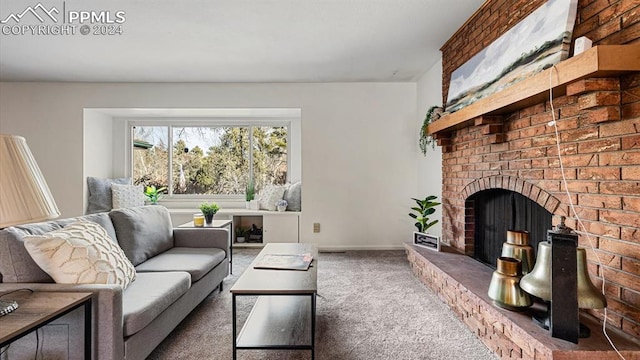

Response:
(253, 253), (313, 271)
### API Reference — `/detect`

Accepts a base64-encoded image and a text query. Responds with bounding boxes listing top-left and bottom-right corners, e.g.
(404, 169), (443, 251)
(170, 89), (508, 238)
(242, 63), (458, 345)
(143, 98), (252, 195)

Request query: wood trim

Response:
(429, 45), (640, 135)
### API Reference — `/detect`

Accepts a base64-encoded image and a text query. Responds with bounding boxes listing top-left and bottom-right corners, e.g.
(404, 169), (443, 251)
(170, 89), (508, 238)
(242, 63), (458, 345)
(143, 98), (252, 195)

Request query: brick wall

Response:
(441, 0), (639, 105)
(438, 0), (640, 339)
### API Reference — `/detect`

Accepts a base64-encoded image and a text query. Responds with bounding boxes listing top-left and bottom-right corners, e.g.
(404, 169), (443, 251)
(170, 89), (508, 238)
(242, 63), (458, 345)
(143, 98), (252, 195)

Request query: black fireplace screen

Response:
(469, 189), (552, 268)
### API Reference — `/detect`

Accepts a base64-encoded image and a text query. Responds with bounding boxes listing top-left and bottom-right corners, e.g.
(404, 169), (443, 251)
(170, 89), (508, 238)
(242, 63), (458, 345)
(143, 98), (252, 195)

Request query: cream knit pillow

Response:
(23, 220), (136, 289)
(258, 184), (288, 211)
(111, 184), (145, 209)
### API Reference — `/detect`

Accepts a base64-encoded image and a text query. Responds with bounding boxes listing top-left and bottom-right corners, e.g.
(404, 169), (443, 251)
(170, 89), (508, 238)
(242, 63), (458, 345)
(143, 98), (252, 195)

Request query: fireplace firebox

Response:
(468, 189), (552, 268)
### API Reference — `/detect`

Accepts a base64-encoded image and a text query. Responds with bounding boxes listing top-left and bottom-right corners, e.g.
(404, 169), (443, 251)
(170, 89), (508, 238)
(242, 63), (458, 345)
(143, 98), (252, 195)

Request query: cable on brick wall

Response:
(548, 65), (626, 360)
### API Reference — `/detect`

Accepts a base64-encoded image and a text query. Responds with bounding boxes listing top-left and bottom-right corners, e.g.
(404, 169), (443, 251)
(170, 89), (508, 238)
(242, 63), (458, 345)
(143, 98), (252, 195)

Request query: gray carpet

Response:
(147, 249), (497, 360)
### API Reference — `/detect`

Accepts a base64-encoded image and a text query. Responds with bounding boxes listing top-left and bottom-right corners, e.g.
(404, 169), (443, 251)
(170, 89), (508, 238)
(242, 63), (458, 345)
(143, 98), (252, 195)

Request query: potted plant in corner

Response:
(199, 202), (220, 225)
(409, 195), (441, 251)
(144, 185), (167, 205)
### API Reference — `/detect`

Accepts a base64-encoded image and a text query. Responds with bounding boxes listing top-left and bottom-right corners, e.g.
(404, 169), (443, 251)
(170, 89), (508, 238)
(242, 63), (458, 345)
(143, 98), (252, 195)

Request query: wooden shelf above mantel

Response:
(428, 45), (640, 135)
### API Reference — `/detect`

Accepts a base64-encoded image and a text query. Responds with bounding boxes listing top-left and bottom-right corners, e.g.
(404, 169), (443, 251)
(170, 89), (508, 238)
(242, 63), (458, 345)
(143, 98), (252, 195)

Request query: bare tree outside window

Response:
(132, 126), (169, 190)
(132, 125), (287, 197)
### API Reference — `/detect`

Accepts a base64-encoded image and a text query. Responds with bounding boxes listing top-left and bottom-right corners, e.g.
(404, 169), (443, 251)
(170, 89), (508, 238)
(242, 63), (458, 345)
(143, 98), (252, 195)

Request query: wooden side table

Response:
(0, 291), (92, 359)
(178, 219), (233, 274)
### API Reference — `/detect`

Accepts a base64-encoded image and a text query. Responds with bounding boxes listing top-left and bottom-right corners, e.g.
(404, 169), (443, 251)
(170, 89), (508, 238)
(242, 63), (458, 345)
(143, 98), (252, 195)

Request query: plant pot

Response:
(204, 214), (214, 224)
(249, 200), (259, 210)
(236, 236), (245, 243)
(277, 205), (286, 212)
(245, 201), (251, 209)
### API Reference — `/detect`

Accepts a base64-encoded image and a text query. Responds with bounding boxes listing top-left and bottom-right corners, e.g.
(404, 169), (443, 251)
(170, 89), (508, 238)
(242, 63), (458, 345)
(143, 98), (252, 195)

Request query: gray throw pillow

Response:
(87, 177), (131, 214)
(0, 212), (117, 283)
(283, 181), (302, 211)
(109, 205), (174, 266)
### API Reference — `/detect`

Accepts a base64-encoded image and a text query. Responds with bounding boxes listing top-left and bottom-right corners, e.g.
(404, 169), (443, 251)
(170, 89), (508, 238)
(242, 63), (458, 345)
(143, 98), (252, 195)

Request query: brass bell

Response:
(520, 242), (551, 301)
(502, 230), (536, 275)
(520, 243), (607, 308)
(577, 247), (607, 309)
(487, 257), (532, 310)
(520, 242), (607, 338)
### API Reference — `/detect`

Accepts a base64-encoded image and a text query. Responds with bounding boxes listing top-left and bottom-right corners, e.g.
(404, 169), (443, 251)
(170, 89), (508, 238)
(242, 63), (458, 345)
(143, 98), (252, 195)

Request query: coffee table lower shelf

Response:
(233, 295), (316, 358)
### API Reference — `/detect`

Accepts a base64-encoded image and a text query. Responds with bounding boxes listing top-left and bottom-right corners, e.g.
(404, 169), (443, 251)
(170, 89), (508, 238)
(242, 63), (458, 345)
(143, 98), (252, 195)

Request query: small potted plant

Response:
(199, 202), (220, 224)
(409, 195), (441, 251)
(276, 199), (288, 212)
(235, 227), (247, 243)
(144, 185), (167, 205)
(245, 180), (255, 209)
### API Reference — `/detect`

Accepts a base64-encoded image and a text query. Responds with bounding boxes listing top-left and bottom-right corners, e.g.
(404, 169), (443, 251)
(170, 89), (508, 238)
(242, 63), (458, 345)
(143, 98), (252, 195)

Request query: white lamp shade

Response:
(0, 134), (60, 227)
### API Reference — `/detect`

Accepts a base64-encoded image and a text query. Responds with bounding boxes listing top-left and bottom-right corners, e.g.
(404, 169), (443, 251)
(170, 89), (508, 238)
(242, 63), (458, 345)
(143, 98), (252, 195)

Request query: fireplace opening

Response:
(468, 189), (552, 268)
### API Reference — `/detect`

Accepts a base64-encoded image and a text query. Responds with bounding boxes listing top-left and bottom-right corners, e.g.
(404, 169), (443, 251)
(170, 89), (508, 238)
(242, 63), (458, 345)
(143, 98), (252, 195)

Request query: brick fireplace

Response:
(406, 0), (639, 358)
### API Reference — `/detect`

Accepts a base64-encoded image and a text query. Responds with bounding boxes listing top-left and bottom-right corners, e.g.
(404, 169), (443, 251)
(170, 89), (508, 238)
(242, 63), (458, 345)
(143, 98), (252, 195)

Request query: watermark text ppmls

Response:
(1, 2), (126, 36)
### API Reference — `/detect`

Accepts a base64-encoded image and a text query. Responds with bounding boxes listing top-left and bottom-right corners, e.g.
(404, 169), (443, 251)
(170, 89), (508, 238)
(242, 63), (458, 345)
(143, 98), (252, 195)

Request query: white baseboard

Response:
(318, 245), (405, 252)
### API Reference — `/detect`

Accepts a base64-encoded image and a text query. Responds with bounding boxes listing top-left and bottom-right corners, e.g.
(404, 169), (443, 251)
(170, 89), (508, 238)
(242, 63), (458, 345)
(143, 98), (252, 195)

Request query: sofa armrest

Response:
(0, 283), (124, 360)
(173, 228), (229, 252)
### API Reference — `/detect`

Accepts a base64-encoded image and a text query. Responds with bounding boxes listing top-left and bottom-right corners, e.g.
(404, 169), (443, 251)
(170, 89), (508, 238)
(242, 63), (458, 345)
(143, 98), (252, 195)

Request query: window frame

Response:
(126, 118), (292, 202)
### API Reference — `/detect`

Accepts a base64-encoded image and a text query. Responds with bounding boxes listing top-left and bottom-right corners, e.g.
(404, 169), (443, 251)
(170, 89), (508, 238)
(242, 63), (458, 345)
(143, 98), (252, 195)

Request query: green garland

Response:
(419, 105), (441, 155)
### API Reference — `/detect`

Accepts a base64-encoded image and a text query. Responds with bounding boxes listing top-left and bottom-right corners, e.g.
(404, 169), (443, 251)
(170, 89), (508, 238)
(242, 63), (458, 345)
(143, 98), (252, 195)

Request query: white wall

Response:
(0, 82), (417, 250)
(415, 58), (444, 237)
(82, 110), (115, 211)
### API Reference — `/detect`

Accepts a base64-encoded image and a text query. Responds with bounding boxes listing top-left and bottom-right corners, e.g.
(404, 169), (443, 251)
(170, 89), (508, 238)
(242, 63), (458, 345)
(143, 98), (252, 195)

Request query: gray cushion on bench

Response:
(109, 206), (174, 266)
(87, 177), (131, 214)
(135, 247), (226, 282)
(122, 271), (190, 337)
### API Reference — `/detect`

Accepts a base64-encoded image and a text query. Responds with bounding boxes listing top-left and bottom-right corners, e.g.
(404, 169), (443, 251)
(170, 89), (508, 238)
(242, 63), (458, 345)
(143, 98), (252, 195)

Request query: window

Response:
(132, 124), (288, 197)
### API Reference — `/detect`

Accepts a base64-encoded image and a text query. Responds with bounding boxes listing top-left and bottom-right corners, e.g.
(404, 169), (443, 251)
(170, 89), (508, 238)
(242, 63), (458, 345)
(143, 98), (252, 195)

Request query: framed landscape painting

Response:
(445, 0), (579, 113)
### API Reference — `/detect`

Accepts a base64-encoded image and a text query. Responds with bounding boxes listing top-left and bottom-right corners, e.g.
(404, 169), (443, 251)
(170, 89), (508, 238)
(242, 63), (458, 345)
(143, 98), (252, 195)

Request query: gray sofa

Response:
(0, 205), (229, 360)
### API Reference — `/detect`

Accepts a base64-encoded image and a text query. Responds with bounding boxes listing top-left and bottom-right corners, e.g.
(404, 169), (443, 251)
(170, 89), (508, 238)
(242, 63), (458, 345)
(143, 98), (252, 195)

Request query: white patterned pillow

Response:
(111, 184), (145, 209)
(258, 184), (288, 211)
(23, 221), (136, 289)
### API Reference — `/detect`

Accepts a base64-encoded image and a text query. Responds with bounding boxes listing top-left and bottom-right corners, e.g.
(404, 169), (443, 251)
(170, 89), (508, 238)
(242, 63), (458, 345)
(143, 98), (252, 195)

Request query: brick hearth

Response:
(405, 243), (640, 359)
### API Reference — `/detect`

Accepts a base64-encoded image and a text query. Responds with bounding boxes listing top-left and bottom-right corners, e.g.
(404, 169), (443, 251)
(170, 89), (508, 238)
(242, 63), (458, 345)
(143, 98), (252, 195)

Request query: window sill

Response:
(167, 208), (301, 216)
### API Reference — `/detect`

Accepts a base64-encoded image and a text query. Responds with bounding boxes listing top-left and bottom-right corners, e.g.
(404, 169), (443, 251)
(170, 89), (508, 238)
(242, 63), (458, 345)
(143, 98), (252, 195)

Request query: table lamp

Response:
(0, 134), (60, 315)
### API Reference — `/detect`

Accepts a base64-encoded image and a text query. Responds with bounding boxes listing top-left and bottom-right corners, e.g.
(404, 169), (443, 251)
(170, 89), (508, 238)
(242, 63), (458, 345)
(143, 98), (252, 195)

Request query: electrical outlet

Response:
(313, 223), (320, 233)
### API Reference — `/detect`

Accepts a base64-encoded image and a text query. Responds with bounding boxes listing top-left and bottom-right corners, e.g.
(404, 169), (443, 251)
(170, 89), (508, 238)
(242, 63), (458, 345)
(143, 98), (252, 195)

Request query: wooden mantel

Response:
(428, 45), (640, 135)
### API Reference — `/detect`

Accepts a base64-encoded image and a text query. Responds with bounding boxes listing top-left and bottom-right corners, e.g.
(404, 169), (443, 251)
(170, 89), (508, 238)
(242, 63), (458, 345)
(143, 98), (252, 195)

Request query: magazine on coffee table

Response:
(253, 253), (313, 271)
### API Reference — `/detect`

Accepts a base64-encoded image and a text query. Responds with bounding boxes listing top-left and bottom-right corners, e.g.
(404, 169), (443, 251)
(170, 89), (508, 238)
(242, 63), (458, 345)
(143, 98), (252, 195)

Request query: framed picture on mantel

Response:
(413, 232), (440, 252)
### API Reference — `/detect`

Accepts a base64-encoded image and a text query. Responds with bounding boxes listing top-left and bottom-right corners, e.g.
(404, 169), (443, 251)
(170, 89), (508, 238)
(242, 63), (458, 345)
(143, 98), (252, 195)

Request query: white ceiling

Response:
(0, 0), (485, 83)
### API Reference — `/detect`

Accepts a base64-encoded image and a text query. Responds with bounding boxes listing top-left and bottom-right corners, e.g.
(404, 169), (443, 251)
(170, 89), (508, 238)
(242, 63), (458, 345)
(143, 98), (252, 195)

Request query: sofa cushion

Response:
(23, 220), (136, 289)
(0, 213), (117, 283)
(87, 177), (131, 214)
(134, 247), (226, 282)
(122, 271), (190, 336)
(109, 206), (174, 266)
